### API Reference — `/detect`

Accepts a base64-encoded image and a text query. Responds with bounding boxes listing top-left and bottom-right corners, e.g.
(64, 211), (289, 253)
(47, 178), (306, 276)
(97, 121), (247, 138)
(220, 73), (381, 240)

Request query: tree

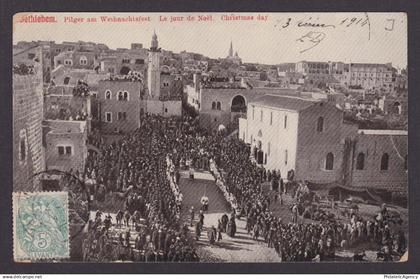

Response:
(73, 80), (90, 97)
(260, 71), (268, 81)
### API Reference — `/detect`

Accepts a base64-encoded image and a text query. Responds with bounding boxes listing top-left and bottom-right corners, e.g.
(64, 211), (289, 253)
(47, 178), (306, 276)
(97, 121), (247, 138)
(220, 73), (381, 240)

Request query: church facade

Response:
(239, 94), (408, 191)
(225, 41), (242, 65)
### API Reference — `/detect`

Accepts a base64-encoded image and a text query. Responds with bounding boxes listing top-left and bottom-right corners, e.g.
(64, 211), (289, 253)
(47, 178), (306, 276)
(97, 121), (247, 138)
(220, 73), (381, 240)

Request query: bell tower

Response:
(148, 31), (161, 99)
(228, 40), (233, 57)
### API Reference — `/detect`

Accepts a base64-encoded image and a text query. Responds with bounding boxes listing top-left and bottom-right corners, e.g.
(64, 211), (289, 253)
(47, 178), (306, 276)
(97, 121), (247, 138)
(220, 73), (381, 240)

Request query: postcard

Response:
(12, 12), (408, 263)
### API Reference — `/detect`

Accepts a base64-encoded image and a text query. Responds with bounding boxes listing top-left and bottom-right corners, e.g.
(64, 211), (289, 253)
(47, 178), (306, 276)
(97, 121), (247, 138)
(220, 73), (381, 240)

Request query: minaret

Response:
(148, 31), (161, 99)
(229, 41), (233, 57)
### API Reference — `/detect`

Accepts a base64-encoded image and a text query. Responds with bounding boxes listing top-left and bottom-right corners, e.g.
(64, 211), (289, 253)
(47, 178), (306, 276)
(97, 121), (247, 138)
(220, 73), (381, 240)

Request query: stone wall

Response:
(146, 100), (182, 117)
(13, 73), (45, 191)
(295, 104), (349, 183)
(351, 133), (407, 190)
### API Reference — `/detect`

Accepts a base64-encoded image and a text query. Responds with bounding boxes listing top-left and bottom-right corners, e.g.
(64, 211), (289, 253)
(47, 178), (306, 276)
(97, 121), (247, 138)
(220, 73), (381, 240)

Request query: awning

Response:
(306, 181), (383, 203)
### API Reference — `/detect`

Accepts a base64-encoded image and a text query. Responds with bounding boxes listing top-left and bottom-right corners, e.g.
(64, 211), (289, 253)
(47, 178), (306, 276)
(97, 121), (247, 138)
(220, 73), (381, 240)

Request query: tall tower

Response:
(229, 41), (233, 57)
(148, 31), (161, 99)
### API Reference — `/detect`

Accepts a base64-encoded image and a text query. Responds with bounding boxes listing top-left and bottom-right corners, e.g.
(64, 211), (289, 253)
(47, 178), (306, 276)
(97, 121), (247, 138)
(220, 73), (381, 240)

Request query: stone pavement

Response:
(178, 170), (281, 262)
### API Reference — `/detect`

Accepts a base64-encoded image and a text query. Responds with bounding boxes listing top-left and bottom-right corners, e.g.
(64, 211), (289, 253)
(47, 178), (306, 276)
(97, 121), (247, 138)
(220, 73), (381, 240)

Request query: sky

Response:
(13, 12), (407, 69)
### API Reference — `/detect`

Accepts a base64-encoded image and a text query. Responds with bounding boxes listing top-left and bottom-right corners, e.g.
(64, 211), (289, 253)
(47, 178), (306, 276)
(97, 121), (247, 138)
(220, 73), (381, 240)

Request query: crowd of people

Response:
(81, 114), (202, 262)
(200, 135), (407, 262)
(79, 110), (406, 262)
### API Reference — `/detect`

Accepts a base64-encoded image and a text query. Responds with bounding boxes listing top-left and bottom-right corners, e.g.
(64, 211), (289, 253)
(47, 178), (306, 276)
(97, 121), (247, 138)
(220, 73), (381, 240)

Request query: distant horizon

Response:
(13, 12), (407, 69)
(14, 38), (405, 70)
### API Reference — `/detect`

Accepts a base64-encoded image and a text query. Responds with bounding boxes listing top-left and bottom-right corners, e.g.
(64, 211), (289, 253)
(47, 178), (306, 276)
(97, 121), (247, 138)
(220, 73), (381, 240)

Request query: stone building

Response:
(347, 63), (396, 93)
(44, 120), (88, 173)
(97, 80), (144, 134)
(54, 50), (97, 70)
(13, 43), (52, 83)
(13, 47), (45, 191)
(98, 47), (148, 75)
(187, 73), (301, 130)
(239, 94), (407, 191)
(350, 130), (407, 190)
(295, 61), (341, 88)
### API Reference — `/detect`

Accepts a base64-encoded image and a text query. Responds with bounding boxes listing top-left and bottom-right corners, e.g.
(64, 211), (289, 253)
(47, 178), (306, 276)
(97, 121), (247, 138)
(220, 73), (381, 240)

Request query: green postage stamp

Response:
(13, 192), (69, 261)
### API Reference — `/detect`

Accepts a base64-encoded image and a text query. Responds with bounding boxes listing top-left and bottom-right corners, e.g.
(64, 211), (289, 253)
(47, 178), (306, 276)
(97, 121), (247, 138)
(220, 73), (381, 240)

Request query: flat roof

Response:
(44, 120), (86, 134)
(250, 94), (319, 112)
(358, 129), (407, 136)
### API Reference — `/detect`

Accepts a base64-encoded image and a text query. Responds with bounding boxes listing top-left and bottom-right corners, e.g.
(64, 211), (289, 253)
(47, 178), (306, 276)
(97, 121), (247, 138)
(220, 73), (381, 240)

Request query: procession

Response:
(9, 11), (411, 274)
(71, 112), (407, 262)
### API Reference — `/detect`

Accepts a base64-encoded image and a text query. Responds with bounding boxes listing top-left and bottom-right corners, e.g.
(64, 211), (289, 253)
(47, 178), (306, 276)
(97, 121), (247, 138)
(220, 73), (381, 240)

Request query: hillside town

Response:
(13, 32), (408, 263)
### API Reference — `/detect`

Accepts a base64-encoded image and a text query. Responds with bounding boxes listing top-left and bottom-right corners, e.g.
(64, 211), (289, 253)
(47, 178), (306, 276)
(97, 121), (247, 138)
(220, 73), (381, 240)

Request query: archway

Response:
(231, 95), (246, 113)
(120, 66), (131, 75)
(86, 144), (102, 156)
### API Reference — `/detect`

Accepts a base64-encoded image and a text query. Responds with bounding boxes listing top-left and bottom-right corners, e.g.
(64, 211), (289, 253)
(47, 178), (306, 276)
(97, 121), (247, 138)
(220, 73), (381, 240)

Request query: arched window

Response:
(79, 56), (88, 65)
(380, 153), (389, 170)
(212, 101), (216, 110)
(356, 152), (365, 170)
(216, 101), (221, 110)
(317, 117), (324, 132)
(118, 91), (123, 101)
(123, 91), (129, 101)
(63, 77), (70, 85)
(105, 90), (112, 100)
(325, 152), (334, 170)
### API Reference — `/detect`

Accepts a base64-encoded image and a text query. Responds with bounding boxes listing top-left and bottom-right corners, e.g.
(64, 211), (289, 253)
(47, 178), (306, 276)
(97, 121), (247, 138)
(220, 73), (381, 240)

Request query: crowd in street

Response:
(80, 112), (406, 262)
(204, 136), (407, 262)
(81, 115), (201, 262)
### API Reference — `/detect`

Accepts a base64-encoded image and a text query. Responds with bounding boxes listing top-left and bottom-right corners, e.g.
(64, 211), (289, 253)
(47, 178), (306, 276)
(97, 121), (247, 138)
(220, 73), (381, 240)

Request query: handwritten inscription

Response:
(296, 31), (326, 53)
(385, 19), (395, 31)
(279, 17), (335, 29)
(275, 13), (373, 53)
